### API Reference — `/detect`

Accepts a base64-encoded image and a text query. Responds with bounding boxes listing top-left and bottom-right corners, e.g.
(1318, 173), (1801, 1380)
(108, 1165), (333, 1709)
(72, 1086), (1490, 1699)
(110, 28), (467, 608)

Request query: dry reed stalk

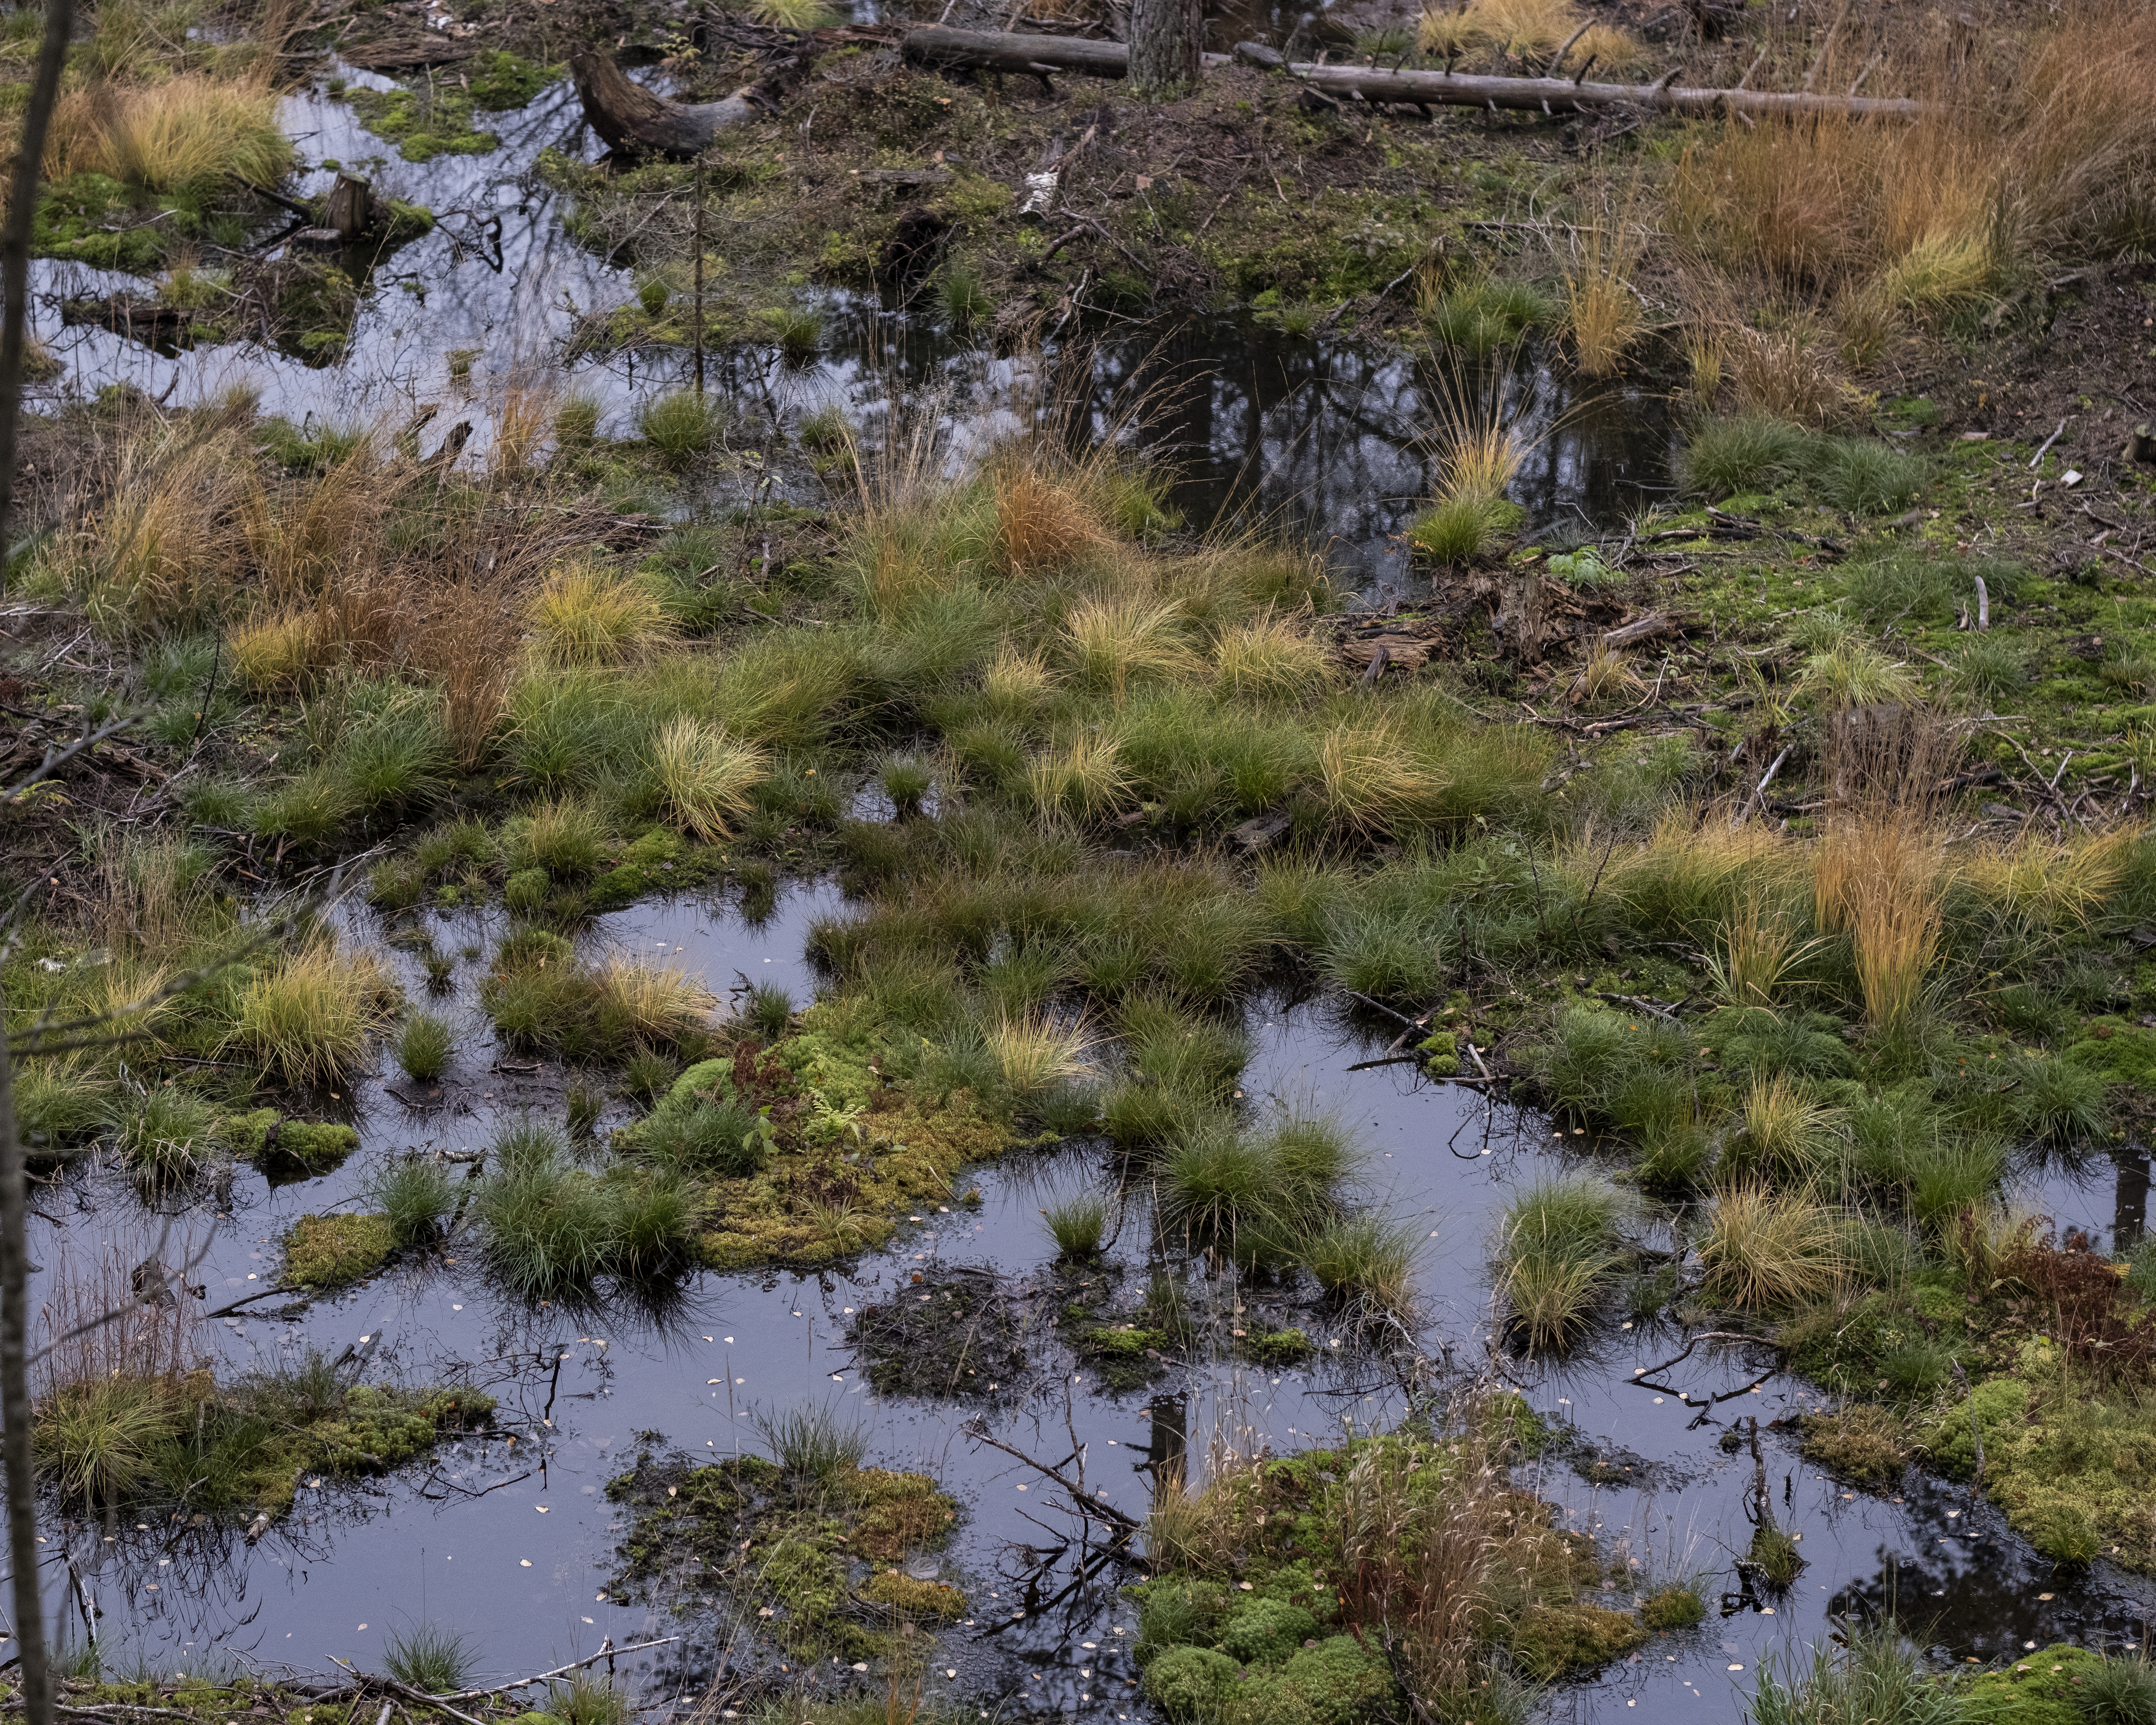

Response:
(35, 1235), (202, 1397)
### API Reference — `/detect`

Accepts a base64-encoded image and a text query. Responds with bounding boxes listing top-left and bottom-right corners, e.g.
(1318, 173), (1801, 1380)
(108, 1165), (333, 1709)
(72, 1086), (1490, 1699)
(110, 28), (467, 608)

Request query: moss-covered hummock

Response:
(604, 1449), (960, 1664)
(1133, 1424), (1648, 1713)
(282, 1212), (395, 1287)
(618, 1009), (1018, 1268)
(227, 1109), (360, 1176)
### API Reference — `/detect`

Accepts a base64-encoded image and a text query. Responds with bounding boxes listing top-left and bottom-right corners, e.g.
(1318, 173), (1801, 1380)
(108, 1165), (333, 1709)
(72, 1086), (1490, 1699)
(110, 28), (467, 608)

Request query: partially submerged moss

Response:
(227, 1110), (360, 1177)
(1802, 1404), (1911, 1485)
(283, 1212), (395, 1287)
(34, 1369), (489, 1526)
(603, 1448), (959, 1664)
(1133, 1425), (1649, 1709)
(1509, 1602), (1648, 1682)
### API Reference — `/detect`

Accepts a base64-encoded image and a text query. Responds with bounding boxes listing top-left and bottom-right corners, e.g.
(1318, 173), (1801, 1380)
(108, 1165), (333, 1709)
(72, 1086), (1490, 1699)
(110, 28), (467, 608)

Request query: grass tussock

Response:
(1699, 1183), (1845, 1310)
(225, 944), (397, 1086)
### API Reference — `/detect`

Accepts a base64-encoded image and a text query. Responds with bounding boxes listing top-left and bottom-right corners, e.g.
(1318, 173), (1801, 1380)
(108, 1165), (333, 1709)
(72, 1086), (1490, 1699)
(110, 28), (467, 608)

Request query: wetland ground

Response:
(5, 0), (2156, 1723)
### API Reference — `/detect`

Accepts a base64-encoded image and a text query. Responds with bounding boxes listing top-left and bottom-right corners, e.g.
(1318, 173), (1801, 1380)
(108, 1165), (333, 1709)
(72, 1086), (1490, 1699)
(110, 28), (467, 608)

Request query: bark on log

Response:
(570, 49), (759, 155)
(896, 29), (1927, 119)
(900, 26), (1143, 77)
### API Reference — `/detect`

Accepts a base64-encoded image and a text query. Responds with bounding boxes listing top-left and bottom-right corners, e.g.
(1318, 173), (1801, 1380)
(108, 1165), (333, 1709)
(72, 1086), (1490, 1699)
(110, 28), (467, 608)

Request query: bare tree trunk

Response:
(0, 1017), (51, 1725)
(1127, 0), (1200, 98)
(0, 2), (74, 1715)
(0, 0), (70, 606)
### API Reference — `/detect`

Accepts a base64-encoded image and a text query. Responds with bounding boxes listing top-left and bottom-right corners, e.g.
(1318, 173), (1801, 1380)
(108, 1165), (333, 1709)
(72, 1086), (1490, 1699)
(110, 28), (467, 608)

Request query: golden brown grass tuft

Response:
(996, 467), (1107, 573)
(1962, 825), (2137, 926)
(1815, 795), (1946, 1039)
(53, 73), (294, 191)
(83, 430), (254, 630)
(1060, 595), (1197, 700)
(1317, 720), (1453, 834)
(649, 718), (768, 841)
(529, 561), (674, 666)
(1699, 1183), (1846, 1310)
(1212, 608), (1336, 699)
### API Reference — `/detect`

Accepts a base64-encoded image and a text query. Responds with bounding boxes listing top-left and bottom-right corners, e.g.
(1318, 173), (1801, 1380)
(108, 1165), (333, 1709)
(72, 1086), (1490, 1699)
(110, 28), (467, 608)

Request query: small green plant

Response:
(397, 1013), (452, 1082)
(383, 1622), (474, 1695)
(1748, 1524), (1803, 1587)
(1640, 1585), (1705, 1631)
(757, 305), (823, 362)
(1407, 495), (1513, 563)
(636, 277), (670, 316)
(942, 265), (993, 329)
(639, 390), (727, 468)
(1674, 414), (1808, 498)
(110, 1086), (218, 1183)
(753, 1402), (866, 1488)
(1804, 436), (1925, 514)
(745, 982), (794, 1040)
(1045, 1194), (1108, 1259)
(1546, 546), (1621, 587)
(372, 1158), (457, 1246)
(1951, 633), (2027, 705)
(879, 752), (935, 818)
(567, 1081), (604, 1138)
(623, 1046), (677, 1100)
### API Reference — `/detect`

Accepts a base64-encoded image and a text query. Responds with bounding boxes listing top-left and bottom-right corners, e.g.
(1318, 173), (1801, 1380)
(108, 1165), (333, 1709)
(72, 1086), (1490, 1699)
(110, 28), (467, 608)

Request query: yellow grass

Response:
(649, 717), (767, 841)
(228, 609), (322, 690)
(1027, 730), (1133, 821)
(85, 434), (252, 630)
(1699, 1183), (1846, 1310)
(1212, 608), (1335, 699)
(588, 955), (719, 1042)
(1060, 596), (1197, 700)
(1816, 808), (1945, 1036)
(982, 643), (1057, 712)
(1317, 721), (1453, 834)
(1962, 826), (2138, 925)
(987, 1014), (1093, 1095)
(242, 444), (385, 603)
(1439, 419), (1520, 505)
(1564, 190), (1646, 379)
(530, 562), (674, 666)
(226, 944), (396, 1085)
(1567, 643), (1640, 710)
(92, 74), (295, 192)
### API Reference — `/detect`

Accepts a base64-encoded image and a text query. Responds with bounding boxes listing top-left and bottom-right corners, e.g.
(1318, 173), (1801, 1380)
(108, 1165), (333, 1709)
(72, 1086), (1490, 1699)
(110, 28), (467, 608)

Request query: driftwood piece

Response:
(570, 49), (761, 154)
(1600, 611), (1680, 651)
(898, 29), (1924, 118)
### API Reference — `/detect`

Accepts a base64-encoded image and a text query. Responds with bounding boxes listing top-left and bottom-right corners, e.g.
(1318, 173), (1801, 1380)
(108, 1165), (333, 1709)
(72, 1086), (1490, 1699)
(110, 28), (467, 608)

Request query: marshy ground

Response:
(5, 0), (2156, 1723)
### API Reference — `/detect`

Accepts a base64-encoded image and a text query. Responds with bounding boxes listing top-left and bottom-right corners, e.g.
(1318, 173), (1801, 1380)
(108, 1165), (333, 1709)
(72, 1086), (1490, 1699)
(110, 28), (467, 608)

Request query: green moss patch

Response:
(1509, 1602), (1648, 1682)
(344, 58), (561, 162)
(227, 1110), (360, 1178)
(619, 1011), (1019, 1269)
(1962, 1644), (2111, 1725)
(1802, 1405), (1912, 1484)
(282, 1212), (394, 1287)
(603, 1448), (959, 1664)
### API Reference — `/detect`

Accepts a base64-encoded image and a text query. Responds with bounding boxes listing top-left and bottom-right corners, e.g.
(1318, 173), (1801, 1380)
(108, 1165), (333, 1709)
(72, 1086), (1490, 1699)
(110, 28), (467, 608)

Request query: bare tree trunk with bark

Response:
(1, 3), (76, 1718)
(1127, 0), (1201, 98)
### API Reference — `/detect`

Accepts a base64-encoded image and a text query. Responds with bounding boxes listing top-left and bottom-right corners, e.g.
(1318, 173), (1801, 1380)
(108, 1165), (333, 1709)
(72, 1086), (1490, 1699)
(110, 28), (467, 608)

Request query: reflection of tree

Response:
(811, 316), (1673, 597)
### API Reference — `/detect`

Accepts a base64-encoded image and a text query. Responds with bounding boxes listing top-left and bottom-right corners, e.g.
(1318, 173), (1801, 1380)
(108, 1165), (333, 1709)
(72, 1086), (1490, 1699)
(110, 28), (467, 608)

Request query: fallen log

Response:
(1241, 42), (1924, 118)
(569, 48), (762, 154)
(895, 27), (1926, 119)
(900, 25), (1153, 77)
